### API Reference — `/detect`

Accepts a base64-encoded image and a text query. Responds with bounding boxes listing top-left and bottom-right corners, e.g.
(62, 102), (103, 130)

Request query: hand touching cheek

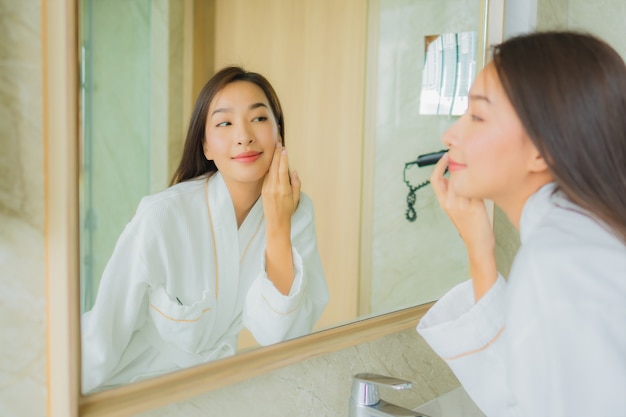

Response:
(262, 142), (301, 229)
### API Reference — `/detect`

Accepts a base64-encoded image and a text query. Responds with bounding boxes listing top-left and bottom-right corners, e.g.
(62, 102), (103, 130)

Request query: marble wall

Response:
(0, 0), (43, 228)
(0, 1), (47, 417)
(539, 0), (626, 58)
(136, 329), (459, 417)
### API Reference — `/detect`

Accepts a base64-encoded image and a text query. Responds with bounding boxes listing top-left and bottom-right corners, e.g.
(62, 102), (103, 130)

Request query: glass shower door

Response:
(79, 0), (182, 312)
(361, 0), (491, 316)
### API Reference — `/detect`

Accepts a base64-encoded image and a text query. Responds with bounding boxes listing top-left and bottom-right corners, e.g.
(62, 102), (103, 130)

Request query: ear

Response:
(527, 145), (550, 173)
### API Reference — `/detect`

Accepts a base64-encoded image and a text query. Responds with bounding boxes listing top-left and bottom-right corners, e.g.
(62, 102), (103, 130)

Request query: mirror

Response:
(77, 0), (491, 394)
(42, 0), (626, 415)
(43, 0), (504, 415)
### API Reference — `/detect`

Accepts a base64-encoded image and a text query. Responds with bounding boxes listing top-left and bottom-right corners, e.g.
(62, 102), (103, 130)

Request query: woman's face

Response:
(441, 63), (541, 206)
(203, 80), (280, 188)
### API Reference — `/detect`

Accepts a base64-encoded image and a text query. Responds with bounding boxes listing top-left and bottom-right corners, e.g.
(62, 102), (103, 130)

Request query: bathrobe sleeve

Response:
(80, 210), (153, 393)
(417, 276), (511, 416)
(243, 194), (329, 345)
(417, 238), (626, 417)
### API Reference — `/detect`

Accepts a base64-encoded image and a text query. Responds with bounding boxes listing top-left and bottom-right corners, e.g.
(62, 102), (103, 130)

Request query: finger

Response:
(278, 146), (290, 185)
(430, 153), (449, 202)
(291, 170), (301, 207)
(268, 142), (282, 179)
(430, 152), (449, 182)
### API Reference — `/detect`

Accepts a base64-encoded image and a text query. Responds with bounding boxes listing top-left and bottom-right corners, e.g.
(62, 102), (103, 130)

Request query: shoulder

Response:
(109, 178), (210, 266)
(135, 176), (207, 218)
(513, 196), (626, 297)
(520, 185), (624, 257)
(528, 193), (623, 254)
(119, 177), (208, 236)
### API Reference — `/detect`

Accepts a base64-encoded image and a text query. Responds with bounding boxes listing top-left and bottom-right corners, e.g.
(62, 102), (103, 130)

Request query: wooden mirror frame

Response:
(43, 0), (504, 416)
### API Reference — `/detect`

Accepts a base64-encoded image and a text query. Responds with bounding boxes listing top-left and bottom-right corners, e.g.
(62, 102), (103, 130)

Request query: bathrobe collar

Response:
(207, 172), (264, 317)
(519, 182), (591, 244)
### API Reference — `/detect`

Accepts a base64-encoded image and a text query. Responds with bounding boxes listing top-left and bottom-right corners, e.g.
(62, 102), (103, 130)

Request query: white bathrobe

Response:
(82, 172), (329, 392)
(417, 183), (626, 417)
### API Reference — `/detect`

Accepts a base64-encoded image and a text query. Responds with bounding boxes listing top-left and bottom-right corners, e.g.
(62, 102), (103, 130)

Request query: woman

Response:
(417, 31), (626, 416)
(82, 67), (329, 392)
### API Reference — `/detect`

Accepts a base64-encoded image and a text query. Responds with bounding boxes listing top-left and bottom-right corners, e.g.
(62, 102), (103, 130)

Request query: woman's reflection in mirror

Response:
(81, 67), (329, 393)
(418, 31), (626, 416)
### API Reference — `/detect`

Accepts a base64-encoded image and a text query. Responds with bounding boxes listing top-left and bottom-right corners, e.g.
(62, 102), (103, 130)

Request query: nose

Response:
(441, 117), (461, 148)
(237, 137), (254, 145)
(235, 122), (255, 146)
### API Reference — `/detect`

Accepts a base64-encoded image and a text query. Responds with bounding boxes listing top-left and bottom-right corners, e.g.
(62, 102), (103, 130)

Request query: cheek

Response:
(264, 123), (279, 138)
(201, 139), (211, 160)
(203, 135), (224, 161)
(461, 130), (510, 183)
(468, 132), (527, 186)
(255, 125), (279, 147)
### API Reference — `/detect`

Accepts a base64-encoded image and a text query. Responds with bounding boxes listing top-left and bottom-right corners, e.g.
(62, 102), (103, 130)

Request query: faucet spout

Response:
(348, 373), (431, 417)
(350, 399), (429, 417)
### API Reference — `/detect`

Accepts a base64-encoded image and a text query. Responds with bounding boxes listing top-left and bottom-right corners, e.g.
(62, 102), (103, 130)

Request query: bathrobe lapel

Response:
(208, 173), (264, 333)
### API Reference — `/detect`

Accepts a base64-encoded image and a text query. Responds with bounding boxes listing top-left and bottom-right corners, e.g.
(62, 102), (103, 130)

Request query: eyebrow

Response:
(468, 93), (491, 103)
(210, 102), (269, 117)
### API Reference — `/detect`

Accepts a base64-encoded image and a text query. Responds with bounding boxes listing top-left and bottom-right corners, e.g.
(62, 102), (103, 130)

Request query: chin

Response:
(449, 180), (479, 200)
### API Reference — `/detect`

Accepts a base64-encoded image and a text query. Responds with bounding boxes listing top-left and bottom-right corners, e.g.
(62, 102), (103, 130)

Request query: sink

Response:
(413, 387), (486, 417)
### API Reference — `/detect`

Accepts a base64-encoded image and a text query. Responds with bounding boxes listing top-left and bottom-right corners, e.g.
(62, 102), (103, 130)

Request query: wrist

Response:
(265, 215), (291, 234)
(467, 248), (497, 301)
(265, 224), (292, 253)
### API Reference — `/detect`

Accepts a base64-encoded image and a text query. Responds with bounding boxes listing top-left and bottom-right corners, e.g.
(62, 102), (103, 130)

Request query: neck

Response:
(223, 178), (263, 227)
(496, 176), (553, 230)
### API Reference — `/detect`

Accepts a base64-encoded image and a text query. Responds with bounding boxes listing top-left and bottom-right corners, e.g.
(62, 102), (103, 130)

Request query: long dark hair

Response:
(492, 31), (626, 244)
(170, 66), (285, 185)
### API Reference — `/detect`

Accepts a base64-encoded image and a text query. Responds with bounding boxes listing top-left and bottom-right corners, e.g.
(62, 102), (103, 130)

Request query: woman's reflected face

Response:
(203, 81), (280, 188)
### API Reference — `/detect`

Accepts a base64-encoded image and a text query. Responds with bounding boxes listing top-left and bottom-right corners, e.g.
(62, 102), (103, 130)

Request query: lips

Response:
(447, 157), (466, 172)
(232, 151), (262, 163)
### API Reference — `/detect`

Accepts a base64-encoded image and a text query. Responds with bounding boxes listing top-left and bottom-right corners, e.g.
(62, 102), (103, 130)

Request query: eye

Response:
(252, 116), (268, 122)
(216, 121), (231, 127)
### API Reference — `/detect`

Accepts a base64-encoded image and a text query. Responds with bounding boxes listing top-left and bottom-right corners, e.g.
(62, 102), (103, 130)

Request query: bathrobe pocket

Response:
(148, 286), (214, 353)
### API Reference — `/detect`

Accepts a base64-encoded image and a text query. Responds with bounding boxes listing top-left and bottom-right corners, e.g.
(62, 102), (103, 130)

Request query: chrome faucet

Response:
(348, 373), (430, 417)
